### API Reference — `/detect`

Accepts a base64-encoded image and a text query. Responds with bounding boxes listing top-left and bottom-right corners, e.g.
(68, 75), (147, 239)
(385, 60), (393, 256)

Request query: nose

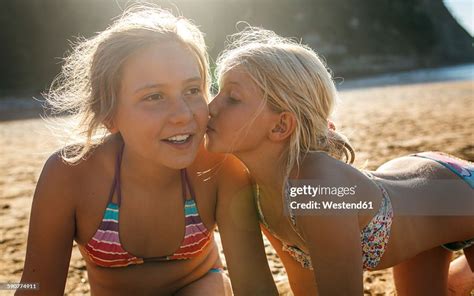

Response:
(169, 96), (193, 124)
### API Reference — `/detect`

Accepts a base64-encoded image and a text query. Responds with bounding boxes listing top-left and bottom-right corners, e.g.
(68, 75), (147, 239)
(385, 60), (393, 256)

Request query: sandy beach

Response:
(1, 80), (472, 295)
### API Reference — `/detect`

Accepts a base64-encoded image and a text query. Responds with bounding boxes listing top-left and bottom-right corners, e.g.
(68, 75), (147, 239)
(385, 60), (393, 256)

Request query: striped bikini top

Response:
(83, 143), (212, 268)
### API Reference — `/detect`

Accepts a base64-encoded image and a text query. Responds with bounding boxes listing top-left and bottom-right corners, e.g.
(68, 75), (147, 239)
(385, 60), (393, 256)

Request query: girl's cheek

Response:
(200, 111), (209, 125)
(196, 99), (208, 114)
(196, 102), (210, 124)
(184, 98), (203, 113)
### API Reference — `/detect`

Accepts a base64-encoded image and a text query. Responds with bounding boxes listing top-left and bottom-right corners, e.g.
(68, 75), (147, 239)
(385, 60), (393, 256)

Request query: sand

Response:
(0, 80), (472, 295)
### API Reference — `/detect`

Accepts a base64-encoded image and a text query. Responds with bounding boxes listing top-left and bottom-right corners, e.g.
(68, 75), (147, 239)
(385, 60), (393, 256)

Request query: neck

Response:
(235, 144), (288, 196)
(120, 144), (180, 188)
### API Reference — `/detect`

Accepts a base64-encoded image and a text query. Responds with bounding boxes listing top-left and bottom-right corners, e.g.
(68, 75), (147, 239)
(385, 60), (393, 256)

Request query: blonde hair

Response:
(46, 4), (210, 163)
(216, 27), (355, 179)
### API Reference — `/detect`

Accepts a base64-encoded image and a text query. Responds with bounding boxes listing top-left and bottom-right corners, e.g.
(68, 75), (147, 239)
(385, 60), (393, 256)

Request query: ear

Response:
(103, 119), (118, 134)
(268, 111), (296, 142)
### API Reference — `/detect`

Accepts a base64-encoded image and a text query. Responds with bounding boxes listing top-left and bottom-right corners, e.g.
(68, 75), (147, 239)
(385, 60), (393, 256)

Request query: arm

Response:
(16, 153), (76, 296)
(215, 155), (278, 296)
(297, 213), (363, 295)
(290, 152), (366, 295)
(261, 226), (318, 296)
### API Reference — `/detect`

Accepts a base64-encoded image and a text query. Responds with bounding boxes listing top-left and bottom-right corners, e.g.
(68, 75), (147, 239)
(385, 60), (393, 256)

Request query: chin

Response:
(164, 158), (194, 169)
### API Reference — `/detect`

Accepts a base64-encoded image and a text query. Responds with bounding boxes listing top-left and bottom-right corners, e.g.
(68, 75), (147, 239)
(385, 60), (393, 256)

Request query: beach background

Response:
(1, 67), (472, 295)
(1, 0), (473, 295)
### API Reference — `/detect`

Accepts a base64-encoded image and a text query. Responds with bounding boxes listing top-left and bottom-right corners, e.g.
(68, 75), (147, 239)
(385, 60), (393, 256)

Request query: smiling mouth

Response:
(162, 134), (193, 144)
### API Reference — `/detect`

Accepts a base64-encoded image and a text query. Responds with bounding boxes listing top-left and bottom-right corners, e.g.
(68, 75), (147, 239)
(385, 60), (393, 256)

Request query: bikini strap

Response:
(180, 169), (187, 201)
(181, 169), (195, 201)
(362, 170), (375, 179)
(254, 184), (268, 228)
(284, 180), (307, 243)
(107, 142), (125, 206)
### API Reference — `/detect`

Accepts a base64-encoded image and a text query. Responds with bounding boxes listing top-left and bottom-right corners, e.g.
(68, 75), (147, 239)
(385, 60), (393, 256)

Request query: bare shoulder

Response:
(192, 142), (243, 168)
(296, 152), (381, 209)
(297, 151), (359, 183)
(38, 150), (81, 198)
(215, 154), (250, 191)
(37, 135), (119, 205)
(192, 143), (250, 189)
(190, 143), (227, 171)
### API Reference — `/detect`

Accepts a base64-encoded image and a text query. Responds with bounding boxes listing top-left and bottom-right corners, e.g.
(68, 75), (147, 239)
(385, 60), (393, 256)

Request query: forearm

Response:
(261, 227), (318, 295)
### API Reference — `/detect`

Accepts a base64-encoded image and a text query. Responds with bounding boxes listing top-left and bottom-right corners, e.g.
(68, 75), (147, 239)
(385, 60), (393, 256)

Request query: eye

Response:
(227, 96), (239, 104)
(144, 93), (163, 101)
(185, 87), (202, 96)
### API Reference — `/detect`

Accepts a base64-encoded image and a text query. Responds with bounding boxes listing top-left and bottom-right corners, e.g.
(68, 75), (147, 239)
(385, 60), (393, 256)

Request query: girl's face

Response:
(114, 41), (208, 169)
(207, 68), (277, 154)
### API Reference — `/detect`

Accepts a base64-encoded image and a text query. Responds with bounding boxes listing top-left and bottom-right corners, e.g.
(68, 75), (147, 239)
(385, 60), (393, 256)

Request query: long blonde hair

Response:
(216, 27), (355, 178)
(46, 4), (210, 163)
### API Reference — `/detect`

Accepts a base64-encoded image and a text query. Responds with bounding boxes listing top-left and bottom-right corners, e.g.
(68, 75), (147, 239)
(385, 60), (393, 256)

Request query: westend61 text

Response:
(289, 200), (374, 210)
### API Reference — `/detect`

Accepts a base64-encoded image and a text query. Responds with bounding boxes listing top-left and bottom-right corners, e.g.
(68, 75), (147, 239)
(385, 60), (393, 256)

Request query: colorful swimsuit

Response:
(81, 143), (213, 268)
(256, 170), (393, 271)
(256, 151), (473, 270)
(410, 151), (474, 251)
(411, 151), (473, 189)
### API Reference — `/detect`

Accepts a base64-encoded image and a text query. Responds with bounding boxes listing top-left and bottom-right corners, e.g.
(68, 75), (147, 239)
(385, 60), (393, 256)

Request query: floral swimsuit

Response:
(255, 170), (393, 270)
(255, 151), (474, 270)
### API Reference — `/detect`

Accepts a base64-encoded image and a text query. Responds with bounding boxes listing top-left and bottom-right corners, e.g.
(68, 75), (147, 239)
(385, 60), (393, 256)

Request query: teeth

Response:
(166, 134), (190, 142)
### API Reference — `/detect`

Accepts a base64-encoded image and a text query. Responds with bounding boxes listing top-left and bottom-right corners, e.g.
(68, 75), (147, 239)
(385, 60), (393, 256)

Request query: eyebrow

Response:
(134, 76), (202, 94)
(228, 81), (242, 86)
(224, 81), (243, 91)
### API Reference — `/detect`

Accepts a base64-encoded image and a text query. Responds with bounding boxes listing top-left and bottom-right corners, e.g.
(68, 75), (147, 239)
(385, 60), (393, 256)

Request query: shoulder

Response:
(298, 151), (379, 198)
(295, 152), (383, 231)
(297, 151), (357, 184)
(39, 150), (80, 191)
(37, 135), (118, 202)
(191, 143), (227, 171)
(192, 143), (250, 189)
(216, 154), (250, 193)
(30, 150), (79, 217)
(294, 154), (363, 246)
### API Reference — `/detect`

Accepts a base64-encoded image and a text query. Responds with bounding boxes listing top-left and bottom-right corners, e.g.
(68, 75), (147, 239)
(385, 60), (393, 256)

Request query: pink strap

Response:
(182, 169), (195, 201)
(107, 142), (125, 205)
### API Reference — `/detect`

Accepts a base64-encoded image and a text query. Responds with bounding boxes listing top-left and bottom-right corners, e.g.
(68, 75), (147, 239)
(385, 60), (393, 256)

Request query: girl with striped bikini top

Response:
(83, 143), (212, 267)
(17, 7), (279, 295)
